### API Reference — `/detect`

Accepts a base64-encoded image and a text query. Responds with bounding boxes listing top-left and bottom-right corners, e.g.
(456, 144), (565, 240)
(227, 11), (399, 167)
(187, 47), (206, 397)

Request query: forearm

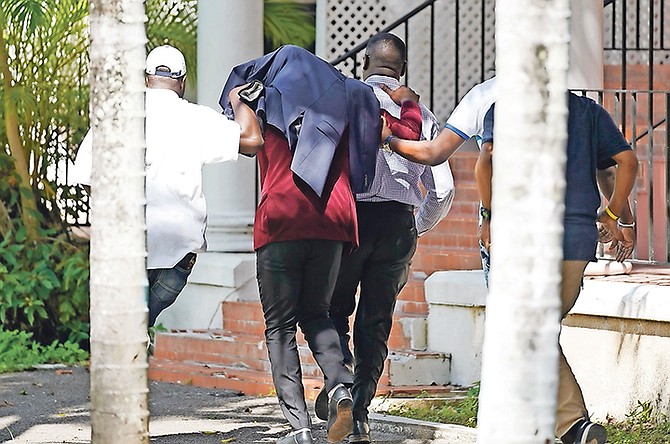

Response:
(389, 127), (465, 166)
(475, 143), (493, 209)
(229, 93), (263, 155)
(607, 151), (638, 219)
(597, 166), (634, 223)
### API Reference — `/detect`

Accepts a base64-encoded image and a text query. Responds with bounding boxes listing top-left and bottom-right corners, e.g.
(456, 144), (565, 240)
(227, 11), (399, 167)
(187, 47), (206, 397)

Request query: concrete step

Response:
(149, 353), (454, 401)
(149, 332), (453, 398)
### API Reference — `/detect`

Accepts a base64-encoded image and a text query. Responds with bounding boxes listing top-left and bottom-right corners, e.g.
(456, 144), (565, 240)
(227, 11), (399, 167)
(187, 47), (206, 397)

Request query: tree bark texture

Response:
(88, 0), (148, 443)
(477, 1), (571, 443)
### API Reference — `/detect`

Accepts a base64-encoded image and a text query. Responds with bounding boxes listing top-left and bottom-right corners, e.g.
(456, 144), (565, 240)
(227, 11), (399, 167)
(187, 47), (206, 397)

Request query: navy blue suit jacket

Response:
(220, 45), (381, 197)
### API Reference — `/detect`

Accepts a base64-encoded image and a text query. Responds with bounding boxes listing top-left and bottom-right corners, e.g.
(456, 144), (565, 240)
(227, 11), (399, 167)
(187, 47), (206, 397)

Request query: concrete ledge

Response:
(571, 279), (670, 324)
(188, 252), (256, 288)
(369, 413), (476, 443)
(425, 270), (487, 386)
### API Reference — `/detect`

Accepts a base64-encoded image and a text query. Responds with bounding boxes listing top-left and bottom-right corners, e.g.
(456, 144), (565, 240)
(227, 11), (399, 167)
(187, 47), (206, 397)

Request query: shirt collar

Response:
(365, 75), (401, 89)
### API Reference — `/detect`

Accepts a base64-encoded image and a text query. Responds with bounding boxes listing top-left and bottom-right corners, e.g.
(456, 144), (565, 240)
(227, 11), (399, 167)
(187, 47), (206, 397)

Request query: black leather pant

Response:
(256, 239), (354, 430)
(329, 201), (418, 420)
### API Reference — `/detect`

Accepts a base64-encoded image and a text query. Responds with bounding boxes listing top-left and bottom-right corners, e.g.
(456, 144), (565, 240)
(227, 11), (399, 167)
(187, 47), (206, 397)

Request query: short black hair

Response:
(365, 32), (406, 62)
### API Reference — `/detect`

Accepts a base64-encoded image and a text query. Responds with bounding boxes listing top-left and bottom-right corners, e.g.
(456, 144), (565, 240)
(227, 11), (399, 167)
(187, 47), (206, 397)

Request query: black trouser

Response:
(256, 239), (354, 430)
(329, 201), (418, 420)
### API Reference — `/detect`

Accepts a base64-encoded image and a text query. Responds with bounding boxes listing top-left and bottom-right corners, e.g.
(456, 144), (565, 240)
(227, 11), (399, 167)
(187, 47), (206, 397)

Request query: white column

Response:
(568, 0), (604, 90)
(197, 0), (263, 252)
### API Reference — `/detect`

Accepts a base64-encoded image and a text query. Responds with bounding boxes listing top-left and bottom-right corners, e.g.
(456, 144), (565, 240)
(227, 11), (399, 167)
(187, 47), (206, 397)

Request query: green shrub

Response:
(0, 329), (88, 373)
(0, 226), (90, 347)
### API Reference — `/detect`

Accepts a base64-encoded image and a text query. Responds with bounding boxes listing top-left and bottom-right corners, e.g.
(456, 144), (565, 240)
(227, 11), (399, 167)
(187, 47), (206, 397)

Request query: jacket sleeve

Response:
(346, 78), (381, 194)
(384, 101), (423, 141)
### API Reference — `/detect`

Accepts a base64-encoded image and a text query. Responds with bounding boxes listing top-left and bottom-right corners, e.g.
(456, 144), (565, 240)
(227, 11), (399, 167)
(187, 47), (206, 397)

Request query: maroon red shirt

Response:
(253, 101), (422, 251)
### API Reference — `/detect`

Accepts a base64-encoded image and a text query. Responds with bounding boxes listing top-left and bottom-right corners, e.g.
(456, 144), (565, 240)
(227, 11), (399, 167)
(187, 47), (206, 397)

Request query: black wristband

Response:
(480, 207), (491, 221)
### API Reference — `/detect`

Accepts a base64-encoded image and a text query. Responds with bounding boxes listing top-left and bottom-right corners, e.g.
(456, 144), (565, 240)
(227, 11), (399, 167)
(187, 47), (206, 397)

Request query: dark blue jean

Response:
(147, 253), (196, 326)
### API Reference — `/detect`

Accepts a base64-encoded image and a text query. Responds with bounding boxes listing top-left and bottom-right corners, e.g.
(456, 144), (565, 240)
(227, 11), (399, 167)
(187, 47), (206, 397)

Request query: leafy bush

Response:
(0, 226), (90, 347)
(0, 329), (88, 373)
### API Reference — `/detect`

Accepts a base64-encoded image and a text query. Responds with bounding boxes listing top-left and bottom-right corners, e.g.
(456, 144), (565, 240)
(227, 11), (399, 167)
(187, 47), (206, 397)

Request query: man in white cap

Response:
(71, 45), (263, 329)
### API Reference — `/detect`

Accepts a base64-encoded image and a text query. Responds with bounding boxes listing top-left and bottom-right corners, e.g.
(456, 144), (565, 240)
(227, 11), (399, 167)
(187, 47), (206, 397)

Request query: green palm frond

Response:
(146, 0), (197, 88)
(264, 0), (315, 50)
(1, 0), (51, 35)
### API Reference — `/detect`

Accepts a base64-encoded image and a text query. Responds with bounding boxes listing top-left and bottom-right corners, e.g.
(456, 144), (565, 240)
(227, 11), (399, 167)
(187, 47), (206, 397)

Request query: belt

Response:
(356, 201), (414, 212)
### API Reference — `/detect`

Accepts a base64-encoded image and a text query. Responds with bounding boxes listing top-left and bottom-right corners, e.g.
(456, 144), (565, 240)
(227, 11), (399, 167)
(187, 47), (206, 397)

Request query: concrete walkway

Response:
(0, 366), (476, 444)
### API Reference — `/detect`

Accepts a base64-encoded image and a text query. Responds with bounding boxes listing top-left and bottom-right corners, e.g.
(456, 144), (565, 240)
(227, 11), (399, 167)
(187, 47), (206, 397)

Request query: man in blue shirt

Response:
(475, 93), (638, 444)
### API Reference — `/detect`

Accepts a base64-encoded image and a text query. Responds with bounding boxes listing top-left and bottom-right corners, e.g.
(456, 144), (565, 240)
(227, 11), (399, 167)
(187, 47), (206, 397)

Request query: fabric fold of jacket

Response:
(219, 45), (381, 197)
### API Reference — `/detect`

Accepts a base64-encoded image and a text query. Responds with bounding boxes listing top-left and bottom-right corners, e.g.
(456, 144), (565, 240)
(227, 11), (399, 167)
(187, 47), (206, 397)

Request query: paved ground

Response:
(0, 366), (475, 444)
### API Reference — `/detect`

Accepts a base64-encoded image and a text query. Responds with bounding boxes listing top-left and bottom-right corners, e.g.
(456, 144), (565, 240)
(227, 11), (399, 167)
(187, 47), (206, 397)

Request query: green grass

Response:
(382, 386), (670, 443)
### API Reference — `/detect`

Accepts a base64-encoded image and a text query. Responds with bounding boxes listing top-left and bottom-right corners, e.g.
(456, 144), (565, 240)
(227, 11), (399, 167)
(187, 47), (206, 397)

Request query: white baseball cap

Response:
(145, 45), (186, 78)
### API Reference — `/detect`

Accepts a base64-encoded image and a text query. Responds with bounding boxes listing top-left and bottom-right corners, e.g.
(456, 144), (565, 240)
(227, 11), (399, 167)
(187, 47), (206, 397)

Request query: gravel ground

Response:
(0, 366), (428, 444)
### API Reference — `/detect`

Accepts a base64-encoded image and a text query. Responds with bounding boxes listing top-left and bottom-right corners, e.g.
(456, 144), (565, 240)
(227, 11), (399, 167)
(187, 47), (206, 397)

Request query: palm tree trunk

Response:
(88, 1), (149, 443)
(477, 1), (571, 443)
(0, 14), (40, 241)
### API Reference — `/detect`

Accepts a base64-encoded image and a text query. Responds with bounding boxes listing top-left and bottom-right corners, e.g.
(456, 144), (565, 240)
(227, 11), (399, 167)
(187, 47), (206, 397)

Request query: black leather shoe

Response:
(349, 418), (371, 443)
(276, 428), (314, 444)
(314, 386), (328, 421)
(561, 419), (607, 444)
(326, 384), (353, 442)
(315, 363), (353, 421)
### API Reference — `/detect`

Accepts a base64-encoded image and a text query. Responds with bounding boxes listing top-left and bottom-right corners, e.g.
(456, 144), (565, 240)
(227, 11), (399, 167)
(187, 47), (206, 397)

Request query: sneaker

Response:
(326, 384), (353, 443)
(562, 419), (607, 444)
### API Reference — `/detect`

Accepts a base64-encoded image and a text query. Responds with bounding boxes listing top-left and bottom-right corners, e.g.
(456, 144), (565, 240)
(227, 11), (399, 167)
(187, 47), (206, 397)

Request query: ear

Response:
(363, 55), (370, 71)
(400, 61), (407, 77)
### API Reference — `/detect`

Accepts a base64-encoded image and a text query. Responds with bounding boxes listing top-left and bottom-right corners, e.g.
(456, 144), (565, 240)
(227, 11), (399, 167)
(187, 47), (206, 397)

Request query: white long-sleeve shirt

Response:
(356, 75), (455, 234)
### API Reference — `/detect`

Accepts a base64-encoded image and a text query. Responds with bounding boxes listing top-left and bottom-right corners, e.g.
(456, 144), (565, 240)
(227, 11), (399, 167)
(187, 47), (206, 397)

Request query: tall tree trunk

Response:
(477, 1), (571, 443)
(88, 1), (148, 443)
(0, 14), (40, 241)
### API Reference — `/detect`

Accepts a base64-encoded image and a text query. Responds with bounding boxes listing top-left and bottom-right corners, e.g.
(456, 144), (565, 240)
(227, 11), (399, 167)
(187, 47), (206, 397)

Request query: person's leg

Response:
(556, 260), (590, 438)
(329, 238), (370, 367)
(297, 239), (354, 442)
(257, 241), (311, 431)
(351, 207), (417, 422)
(297, 240), (353, 392)
(147, 253), (196, 327)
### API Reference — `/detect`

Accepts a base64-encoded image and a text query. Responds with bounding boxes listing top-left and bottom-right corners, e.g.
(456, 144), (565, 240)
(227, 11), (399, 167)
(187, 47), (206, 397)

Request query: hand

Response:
(379, 84), (420, 105)
(597, 222), (613, 244)
(228, 83), (250, 101)
(596, 210), (623, 244)
(608, 225), (636, 262)
(478, 219), (491, 251)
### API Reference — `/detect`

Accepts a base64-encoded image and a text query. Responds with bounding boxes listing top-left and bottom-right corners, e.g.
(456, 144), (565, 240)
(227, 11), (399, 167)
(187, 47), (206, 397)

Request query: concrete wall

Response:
(425, 270), (670, 421)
